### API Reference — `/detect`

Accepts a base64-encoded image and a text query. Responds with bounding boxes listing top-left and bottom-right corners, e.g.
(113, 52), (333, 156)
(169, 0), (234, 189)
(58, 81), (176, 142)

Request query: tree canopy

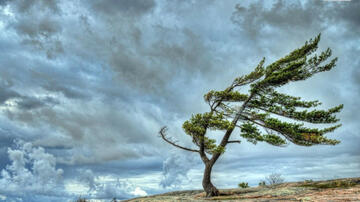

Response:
(159, 34), (343, 197)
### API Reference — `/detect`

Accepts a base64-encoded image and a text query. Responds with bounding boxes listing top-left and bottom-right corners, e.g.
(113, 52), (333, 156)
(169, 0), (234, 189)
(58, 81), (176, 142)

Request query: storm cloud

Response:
(0, 0), (359, 201)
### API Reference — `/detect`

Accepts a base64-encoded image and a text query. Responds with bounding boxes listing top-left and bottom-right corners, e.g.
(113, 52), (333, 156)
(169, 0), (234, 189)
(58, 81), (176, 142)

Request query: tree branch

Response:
(199, 137), (209, 163)
(227, 140), (241, 144)
(242, 116), (293, 143)
(159, 127), (199, 153)
(210, 91), (257, 164)
(251, 105), (334, 124)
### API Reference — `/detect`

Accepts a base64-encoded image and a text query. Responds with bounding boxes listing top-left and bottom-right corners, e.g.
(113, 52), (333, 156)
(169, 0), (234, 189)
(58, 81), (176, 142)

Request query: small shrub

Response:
(265, 173), (285, 185)
(258, 180), (266, 186)
(304, 179), (313, 183)
(238, 182), (249, 188)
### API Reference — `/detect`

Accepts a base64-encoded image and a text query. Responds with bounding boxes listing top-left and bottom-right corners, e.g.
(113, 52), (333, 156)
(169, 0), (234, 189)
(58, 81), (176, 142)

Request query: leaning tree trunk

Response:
(202, 162), (219, 197)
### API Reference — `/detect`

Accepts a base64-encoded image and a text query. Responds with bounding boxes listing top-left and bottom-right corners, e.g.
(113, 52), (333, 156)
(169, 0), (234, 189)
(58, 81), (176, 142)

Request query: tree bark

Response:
(202, 162), (219, 197)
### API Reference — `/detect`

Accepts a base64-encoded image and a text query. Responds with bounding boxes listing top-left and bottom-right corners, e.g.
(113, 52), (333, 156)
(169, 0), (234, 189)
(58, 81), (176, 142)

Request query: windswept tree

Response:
(159, 34), (343, 197)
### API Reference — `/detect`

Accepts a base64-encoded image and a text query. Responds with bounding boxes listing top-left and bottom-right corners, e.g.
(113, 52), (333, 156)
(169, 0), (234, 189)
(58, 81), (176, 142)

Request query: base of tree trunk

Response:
(203, 163), (219, 197)
(204, 184), (219, 197)
(206, 189), (219, 197)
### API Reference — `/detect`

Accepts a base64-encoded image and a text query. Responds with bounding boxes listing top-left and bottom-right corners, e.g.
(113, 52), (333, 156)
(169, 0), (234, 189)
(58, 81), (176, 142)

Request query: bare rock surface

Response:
(125, 177), (360, 201)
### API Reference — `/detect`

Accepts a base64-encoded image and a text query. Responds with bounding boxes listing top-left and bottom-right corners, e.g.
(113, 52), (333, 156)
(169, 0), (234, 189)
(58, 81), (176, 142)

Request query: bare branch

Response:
(227, 140), (241, 144)
(159, 126), (199, 153)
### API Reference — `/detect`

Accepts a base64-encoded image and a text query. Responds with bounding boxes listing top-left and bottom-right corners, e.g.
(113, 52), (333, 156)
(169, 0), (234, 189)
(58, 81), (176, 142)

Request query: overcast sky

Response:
(0, 0), (359, 201)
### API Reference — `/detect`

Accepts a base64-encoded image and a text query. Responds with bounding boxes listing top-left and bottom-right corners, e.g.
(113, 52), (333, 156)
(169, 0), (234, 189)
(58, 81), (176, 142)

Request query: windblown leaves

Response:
(233, 57), (265, 86)
(240, 122), (286, 146)
(256, 116), (341, 146)
(257, 34), (337, 90)
(182, 113), (233, 154)
(204, 91), (248, 103)
(179, 34), (342, 155)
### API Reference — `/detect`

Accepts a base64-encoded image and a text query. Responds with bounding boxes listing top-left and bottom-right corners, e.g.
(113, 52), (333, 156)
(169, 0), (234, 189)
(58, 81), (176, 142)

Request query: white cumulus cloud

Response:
(0, 140), (65, 200)
(131, 187), (148, 197)
(75, 169), (148, 200)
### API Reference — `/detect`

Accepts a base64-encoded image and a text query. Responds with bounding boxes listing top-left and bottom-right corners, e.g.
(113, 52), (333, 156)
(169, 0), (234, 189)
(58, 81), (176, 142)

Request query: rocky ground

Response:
(124, 177), (360, 201)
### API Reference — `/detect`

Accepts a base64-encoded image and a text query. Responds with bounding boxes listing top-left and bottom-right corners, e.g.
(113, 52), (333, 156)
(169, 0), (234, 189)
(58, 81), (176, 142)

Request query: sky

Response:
(0, 0), (359, 201)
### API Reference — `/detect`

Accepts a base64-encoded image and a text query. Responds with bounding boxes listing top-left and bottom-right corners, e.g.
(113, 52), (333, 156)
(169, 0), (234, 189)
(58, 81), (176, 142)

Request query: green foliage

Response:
(258, 181), (266, 186)
(255, 34), (337, 91)
(262, 134), (287, 146)
(240, 122), (263, 144)
(239, 122), (287, 146)
(238, 182), (250, 188)
(301, 180), (357, 189)
(160, 34), (344, 197)
(180, 34), (342, 157)
(235, 58), (265, 84)
(260, 117), (341, 146)
(249, 89), (343, 125)
(250, 89), (322, 110)
(182, 112), (232, 154)
(204, 90), (248, 103)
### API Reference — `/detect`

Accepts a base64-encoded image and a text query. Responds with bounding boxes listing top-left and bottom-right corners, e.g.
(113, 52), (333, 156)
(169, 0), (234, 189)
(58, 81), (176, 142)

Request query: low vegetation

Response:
(300, 179), (358, 189)
(238, 182), (249, 188)
(258, 180), (266, 186)
(265, 173), (285, 185)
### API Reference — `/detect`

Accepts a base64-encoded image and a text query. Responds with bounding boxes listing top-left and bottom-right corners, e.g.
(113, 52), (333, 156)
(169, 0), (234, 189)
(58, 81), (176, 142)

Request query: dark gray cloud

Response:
(232, 0), (360, 35)
(13, 17), (61, 38)
(0, 0), (359, 201)
(0, 0), (9, 5)
(11, 0), (60, 14)
(89, 0), (155, 17)
(0, 87), (20, 104)
(42, 83), (89, 100)
(16, 96), (58, 110)
(0, 85), (58, 110)
(4, 0), (63, 59)
(231, 0), (360, 61)
(230, 0), (360, 127)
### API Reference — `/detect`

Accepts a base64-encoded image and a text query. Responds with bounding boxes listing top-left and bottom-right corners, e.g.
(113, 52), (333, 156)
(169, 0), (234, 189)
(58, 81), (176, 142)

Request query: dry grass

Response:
(299, 178), (358, 189)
